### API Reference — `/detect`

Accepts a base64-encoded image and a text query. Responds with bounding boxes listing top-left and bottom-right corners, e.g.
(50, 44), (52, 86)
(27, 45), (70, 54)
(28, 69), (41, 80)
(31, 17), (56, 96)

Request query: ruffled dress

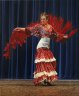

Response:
(33, 25), (58, 85)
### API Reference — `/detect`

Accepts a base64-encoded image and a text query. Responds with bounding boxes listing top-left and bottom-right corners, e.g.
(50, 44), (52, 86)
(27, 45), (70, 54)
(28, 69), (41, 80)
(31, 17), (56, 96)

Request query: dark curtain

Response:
(0, 0), (79, 79)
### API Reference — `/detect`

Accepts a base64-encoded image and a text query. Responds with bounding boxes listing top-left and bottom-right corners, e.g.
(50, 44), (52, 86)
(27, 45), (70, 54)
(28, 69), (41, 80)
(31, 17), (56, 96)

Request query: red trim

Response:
(33, 75), (58, 85)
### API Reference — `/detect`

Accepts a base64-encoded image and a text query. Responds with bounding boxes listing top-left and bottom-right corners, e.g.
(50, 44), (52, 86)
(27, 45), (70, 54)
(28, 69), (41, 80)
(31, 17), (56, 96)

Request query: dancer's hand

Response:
(63, 35), (68, 38)
(14, 27), (25, 31)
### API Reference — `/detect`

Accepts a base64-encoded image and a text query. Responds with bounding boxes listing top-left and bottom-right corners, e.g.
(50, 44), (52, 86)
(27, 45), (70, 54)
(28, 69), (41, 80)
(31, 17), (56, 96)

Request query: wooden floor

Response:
(0, 79), (79, 96)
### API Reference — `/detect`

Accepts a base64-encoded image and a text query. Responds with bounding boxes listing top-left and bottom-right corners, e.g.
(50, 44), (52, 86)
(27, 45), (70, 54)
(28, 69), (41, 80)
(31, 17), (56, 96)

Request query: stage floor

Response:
(0, 79), (79, 96)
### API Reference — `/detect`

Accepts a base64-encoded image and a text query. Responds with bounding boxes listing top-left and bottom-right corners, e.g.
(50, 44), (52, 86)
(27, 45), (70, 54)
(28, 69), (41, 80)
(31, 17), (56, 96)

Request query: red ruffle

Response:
(33, 75), (58, 85)
(34, 62), (57, 74)
(35, 48), (55, 60)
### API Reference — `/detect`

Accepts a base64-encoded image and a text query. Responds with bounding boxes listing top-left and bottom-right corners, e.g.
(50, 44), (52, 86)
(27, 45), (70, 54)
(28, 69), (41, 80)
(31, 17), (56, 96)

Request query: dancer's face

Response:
(40, 15), (48, 26)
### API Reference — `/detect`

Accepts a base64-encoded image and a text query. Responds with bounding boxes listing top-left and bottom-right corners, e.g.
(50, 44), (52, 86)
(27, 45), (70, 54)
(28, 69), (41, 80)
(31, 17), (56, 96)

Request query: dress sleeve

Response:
(50, 28), (69, 43)
(50, 27), (78, 43)
(3, 27), (31, 59)
(26, 24), (41, 37)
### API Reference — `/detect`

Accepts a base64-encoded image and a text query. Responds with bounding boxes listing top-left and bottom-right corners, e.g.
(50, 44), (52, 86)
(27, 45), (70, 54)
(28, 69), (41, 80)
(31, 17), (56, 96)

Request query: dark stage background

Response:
(0, 0), (79, 79)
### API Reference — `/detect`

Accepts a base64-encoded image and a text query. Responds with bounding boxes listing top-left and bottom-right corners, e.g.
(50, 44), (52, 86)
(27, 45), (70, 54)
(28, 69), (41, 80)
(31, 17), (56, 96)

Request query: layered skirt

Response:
(33, 48), (58, 85)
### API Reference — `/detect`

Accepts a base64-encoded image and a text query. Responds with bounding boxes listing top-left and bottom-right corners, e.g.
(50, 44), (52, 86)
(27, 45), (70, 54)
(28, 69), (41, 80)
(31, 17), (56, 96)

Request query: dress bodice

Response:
(28, 24), (52, 38)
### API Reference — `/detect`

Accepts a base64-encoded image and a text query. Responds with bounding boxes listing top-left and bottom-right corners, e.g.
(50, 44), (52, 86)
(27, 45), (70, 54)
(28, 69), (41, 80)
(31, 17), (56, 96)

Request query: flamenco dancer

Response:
(3, 12), (78, 86)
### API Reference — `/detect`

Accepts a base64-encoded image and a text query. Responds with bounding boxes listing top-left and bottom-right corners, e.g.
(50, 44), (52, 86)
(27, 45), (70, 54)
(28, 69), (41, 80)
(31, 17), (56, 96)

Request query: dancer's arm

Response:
(50, 26), (77, 43)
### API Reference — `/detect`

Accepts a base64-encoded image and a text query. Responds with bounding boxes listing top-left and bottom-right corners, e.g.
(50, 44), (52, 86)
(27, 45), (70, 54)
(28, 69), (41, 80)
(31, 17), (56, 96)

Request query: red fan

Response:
(48, 14), (78, 42)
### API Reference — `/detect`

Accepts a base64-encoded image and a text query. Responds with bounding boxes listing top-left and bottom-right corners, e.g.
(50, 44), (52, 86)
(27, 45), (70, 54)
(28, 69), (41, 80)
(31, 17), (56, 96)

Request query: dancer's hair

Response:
(40, 12), (49, 20)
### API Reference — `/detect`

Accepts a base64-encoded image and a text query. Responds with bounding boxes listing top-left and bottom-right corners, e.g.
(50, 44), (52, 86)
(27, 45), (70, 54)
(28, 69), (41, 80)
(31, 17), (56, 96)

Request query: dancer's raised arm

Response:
(3, 23), (43, 59)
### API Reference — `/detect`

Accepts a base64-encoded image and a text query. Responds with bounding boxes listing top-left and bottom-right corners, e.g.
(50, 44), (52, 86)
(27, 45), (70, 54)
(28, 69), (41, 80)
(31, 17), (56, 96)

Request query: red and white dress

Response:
(27, 24), (58, 85)
(33, 35), (58, 85)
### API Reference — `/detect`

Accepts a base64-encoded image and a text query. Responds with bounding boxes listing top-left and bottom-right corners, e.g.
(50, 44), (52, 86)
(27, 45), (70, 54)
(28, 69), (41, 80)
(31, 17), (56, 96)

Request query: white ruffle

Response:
(34, 57), (56, 63)
(36, 37), (50, 49)
(34, 71), (57, 78)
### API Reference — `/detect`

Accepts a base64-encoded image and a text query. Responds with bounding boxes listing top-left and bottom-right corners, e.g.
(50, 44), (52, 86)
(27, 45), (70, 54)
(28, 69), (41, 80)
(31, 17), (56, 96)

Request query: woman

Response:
(32, 13), (59, 85)
(3, 12), (78, 86)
